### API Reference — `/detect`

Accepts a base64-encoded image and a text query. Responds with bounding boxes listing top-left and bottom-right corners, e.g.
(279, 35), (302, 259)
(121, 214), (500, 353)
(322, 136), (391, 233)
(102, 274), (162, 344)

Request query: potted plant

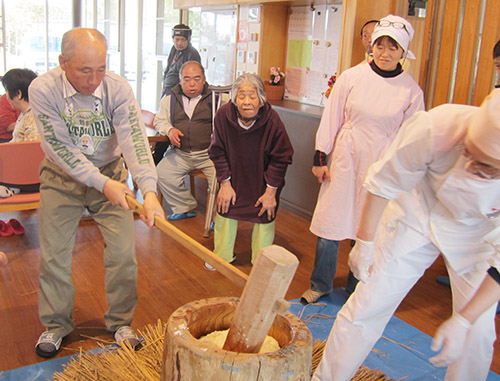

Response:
(264, 67), (285, 101)
(325, 73), (337, 99)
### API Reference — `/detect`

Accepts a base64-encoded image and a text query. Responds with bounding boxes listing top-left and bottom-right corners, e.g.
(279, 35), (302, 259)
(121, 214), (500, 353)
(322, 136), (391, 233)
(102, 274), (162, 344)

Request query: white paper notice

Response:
(306, 70), (328, 105)
(325, 5), (343, 77)
(288, 6), (313, 40)
(312, 5), (326, 40)
(311, 43), (326, 72)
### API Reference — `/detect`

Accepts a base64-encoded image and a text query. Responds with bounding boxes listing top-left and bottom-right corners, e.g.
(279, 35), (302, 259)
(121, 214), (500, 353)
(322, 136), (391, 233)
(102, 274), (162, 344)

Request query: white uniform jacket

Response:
(365, 104), (500, 275)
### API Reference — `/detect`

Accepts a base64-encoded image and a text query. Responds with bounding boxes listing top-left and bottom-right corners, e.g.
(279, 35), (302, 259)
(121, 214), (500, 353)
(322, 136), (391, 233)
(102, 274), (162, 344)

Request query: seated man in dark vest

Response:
(155, 61), (216, 221)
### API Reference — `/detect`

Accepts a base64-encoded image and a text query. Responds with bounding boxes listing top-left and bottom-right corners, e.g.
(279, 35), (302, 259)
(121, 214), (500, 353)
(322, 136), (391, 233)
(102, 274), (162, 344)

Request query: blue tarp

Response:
(2, 288), (499, 380)
(289, 288), (500, 381)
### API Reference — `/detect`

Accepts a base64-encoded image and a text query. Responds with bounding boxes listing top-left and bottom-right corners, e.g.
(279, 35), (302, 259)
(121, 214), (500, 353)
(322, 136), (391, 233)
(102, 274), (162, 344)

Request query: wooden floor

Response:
(1, 181), (500, 376)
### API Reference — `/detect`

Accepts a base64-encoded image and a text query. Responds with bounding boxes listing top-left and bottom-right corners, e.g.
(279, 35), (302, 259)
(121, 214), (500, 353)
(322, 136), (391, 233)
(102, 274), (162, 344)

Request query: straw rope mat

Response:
(53, 320), (395, 380)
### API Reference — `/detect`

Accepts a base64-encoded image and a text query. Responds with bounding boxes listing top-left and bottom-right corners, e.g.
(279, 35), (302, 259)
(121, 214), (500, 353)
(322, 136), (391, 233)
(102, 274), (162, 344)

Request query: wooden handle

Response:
(223, 245), (299, 353)
(126, 194), (248, 288)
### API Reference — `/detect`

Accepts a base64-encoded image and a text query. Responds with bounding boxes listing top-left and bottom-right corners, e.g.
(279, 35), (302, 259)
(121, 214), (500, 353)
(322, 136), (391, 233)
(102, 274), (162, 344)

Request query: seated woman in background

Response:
(206, 73), (293, 270)
(0, 93), (20, 142)
(2, 68), (39, 142)
(0, 68), (39, 199)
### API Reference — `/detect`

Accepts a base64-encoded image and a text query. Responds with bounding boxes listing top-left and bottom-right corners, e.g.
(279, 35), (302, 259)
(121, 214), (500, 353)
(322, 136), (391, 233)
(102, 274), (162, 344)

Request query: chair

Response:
(192, 85), (232, 237)
(0, 141), (45, 212)
(142, 109), (155, 128)
(188, 169), (213, 237)
(142, 109), (163, 164)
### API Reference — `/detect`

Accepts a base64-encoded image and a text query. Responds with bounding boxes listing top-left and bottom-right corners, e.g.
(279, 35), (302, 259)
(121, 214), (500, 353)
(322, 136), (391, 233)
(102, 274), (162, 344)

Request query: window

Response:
(190, 7), (236, 86)
(146, 0), (180, 111)
(4, 0), (71, 76)
(86, 0), (180, 111)
(2, 0), (181, 111)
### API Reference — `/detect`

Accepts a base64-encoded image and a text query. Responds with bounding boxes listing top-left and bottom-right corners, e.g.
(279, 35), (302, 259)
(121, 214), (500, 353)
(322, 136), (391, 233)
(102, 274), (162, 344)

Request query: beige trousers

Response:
(38, 158), (137, 337)
(156, 148), (215, 214)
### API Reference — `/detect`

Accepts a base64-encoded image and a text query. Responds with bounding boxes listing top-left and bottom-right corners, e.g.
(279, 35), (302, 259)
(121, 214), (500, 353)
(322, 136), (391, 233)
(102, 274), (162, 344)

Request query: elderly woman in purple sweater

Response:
(206, 74), (293, 269)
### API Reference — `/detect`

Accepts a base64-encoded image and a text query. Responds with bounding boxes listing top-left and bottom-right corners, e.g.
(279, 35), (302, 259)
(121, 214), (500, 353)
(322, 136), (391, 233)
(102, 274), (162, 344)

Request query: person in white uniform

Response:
(312, 89), (500, 381)
(301, 15), (424, 304)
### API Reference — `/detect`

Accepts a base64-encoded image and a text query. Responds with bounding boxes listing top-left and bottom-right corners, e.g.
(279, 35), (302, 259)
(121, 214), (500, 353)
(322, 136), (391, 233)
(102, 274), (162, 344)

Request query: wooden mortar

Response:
(161, 297), (312, 380)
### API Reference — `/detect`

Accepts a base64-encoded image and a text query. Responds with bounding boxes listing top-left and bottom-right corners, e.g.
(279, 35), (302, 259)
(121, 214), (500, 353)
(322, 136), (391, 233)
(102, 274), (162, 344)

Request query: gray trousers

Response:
(156, 148), (215, 214)
(38, 158), (137, 337)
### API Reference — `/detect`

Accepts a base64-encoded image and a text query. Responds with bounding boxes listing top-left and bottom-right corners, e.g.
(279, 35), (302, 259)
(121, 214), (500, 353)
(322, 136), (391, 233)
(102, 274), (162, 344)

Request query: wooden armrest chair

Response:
(196, 85), (233, 237)
(0, 141), (45, 212)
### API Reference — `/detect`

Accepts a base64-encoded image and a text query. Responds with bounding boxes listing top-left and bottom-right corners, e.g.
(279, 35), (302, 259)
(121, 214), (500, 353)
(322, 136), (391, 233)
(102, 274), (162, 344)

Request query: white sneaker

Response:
(204, 262), (216, 271)
(300, 289), (325, 305)
(114, 326), (141, 349)
(35, 331), (62, 358)
(204, 254), (236, 271)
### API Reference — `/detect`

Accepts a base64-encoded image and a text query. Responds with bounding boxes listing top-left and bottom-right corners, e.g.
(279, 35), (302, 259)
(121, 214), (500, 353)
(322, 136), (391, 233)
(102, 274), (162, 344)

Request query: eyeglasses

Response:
(377, 20), (409, 35)
(463, 147), (500, 180)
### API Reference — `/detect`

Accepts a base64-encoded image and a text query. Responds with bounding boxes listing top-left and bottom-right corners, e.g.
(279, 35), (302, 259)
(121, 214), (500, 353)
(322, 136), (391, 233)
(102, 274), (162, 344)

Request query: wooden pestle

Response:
(223, 245), (299, 353)
(125, 194), (248, 288)
(126, 196), (299, 353)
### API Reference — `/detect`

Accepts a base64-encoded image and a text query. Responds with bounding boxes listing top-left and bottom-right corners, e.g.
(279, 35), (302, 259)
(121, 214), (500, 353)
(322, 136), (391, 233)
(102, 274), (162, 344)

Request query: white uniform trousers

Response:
(313, 242), (496, 381)
(156, 148), (215, 214)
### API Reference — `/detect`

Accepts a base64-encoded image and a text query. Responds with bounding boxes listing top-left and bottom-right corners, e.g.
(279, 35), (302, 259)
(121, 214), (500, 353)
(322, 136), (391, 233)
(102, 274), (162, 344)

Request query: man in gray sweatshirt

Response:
(29, 28), (164, 358)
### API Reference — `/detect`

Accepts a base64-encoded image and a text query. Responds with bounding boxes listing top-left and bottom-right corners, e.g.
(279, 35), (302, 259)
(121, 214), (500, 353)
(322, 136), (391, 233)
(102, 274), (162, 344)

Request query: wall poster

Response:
(284, 4), (343, 107)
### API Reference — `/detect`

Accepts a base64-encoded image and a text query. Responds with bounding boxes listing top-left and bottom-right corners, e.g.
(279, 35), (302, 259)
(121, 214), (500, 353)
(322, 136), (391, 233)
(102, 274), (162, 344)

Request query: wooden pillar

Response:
(258, 3), (288, 78)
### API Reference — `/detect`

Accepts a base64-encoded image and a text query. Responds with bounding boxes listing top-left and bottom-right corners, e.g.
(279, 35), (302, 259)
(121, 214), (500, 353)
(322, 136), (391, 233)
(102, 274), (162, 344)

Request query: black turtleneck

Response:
(369, 60), (403, 78)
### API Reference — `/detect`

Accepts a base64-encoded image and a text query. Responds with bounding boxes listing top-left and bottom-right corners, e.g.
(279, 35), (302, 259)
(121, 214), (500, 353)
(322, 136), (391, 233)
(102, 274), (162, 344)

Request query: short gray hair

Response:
(231, 73), (267, 106)
(61, 28), (108, 59)
(179, 61), (205, 79)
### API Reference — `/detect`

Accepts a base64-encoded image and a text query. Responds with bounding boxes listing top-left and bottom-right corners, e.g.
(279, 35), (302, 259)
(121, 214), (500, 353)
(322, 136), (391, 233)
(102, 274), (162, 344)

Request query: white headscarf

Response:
(467, 88), (500, 160)
(371, 14), (416, 59)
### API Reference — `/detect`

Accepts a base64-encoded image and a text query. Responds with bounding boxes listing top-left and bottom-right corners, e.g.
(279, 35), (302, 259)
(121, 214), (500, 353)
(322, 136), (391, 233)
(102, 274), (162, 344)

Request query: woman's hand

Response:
(312, 166), (331, 183)
(256, 187), (277, 221)
(217, 181), (236, 214)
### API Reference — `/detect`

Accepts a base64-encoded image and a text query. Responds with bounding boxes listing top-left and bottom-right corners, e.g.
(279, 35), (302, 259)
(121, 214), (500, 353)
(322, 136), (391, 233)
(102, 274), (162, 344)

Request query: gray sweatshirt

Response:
(29, 66), (157, 195)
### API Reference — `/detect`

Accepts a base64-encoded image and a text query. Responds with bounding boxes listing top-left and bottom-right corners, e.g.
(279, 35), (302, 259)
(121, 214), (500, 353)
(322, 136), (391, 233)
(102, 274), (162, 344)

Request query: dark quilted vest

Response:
(170, 85), (213, 152)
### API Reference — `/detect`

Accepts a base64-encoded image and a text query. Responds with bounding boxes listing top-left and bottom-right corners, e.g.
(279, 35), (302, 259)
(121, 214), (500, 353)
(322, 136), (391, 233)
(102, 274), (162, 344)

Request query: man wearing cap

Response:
(312, 89), (500, 380)
(155, 24), (202, 164)
(162, 24), (201, 97)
